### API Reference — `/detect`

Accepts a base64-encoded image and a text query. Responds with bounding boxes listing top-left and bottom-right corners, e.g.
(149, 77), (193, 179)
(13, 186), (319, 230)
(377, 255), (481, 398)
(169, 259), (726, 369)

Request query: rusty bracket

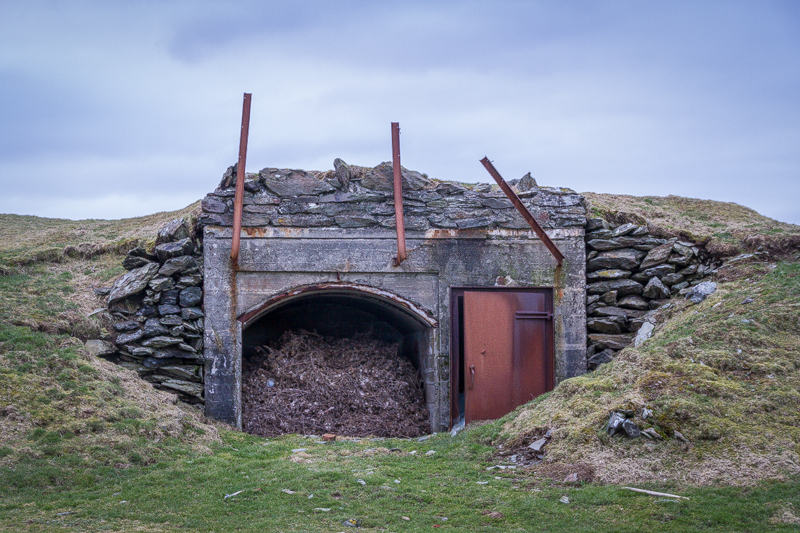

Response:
(392, 122), (407, 266)
(480, 157), (564, 266)
(230, 93), (252, 267)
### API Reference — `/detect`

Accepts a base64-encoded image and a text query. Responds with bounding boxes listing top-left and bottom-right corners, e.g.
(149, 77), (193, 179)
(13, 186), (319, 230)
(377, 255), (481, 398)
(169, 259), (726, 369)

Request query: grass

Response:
(1, 429), (799, 532)
(1, 199), (799, 530)
(581, 192), (800, 254)
(500, 261), (800, 487)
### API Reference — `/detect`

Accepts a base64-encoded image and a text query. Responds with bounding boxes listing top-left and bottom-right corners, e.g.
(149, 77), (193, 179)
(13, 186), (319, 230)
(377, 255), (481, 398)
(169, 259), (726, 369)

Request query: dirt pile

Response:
(242, 331), (430, 438)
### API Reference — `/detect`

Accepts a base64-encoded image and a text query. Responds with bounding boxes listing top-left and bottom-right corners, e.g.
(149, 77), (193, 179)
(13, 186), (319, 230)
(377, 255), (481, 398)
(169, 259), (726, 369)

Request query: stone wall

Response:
(103, 219), (206, 403)
(584, 218), (719, 369)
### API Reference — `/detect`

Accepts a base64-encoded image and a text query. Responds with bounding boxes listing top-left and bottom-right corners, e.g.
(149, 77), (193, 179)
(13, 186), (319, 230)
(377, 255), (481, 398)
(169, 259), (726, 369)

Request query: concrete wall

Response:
(203, 225), (586, 432)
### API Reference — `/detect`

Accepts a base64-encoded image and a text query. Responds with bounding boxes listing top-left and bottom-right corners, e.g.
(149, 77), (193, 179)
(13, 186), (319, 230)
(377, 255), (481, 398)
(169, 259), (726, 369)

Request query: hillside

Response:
(0, 193), (798, 530)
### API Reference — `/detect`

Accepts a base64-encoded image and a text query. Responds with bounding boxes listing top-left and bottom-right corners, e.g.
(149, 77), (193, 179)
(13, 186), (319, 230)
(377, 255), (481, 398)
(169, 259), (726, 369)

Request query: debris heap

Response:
(242, 331), (430, 438)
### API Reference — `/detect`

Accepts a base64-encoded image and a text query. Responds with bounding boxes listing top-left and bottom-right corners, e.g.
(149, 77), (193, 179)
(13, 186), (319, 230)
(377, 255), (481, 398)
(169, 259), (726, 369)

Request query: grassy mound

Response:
(500, 259), (800, 485)
(0, 204), (219, 492)
(582, 192), (800, 256)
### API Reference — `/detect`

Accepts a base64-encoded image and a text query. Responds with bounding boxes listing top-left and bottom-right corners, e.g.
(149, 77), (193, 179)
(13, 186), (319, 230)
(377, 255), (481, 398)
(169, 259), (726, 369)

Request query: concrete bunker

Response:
(201, 161), (589, 434)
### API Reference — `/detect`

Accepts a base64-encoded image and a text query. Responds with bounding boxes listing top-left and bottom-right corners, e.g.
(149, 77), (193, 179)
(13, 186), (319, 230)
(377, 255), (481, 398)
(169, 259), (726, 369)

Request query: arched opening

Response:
(239, 284), (435, 438)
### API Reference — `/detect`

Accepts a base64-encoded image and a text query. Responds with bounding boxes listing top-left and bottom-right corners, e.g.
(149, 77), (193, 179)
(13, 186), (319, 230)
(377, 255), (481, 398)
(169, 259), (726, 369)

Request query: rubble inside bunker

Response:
(242, 330), (431, 438)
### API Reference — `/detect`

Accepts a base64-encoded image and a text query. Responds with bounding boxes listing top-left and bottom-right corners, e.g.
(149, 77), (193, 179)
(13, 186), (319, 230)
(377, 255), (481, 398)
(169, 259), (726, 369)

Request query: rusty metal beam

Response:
(480, 157), (564, 266)
(230, 93), (252, 266)
(391, 122), (407, 266)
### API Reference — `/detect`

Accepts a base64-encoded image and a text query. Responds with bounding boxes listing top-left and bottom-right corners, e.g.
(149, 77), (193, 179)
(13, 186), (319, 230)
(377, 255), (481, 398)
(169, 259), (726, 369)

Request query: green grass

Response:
(1, 430), (799, 532)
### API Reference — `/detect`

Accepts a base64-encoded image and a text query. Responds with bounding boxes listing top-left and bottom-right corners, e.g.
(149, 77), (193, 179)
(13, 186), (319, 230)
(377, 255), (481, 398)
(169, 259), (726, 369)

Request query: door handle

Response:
(468, 365), (475, 390)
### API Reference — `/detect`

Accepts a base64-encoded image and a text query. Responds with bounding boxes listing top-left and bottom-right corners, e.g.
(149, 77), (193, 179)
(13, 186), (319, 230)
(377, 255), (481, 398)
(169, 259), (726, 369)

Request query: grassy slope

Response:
(582, 192), (800, 254)
(0, 196), (799, 531)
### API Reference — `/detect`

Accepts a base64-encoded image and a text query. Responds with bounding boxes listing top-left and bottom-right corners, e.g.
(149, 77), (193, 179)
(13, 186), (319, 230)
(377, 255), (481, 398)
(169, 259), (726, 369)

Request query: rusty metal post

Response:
(392, 122), (407, 266)
(480, 157), (565, 266)
(230, 93), (252, 266)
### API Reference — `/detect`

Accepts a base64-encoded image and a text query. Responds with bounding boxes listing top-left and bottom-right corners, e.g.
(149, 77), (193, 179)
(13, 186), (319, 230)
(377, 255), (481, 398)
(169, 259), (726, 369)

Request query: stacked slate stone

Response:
(105, 218), (206, 404)
(198, 159), (587, 231)
(585, 218), (718, 370)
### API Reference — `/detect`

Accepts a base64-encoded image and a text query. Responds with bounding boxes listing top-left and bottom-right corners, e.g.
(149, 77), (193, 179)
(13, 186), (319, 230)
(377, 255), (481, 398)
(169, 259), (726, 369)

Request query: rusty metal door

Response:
(462, 290), (553, 423)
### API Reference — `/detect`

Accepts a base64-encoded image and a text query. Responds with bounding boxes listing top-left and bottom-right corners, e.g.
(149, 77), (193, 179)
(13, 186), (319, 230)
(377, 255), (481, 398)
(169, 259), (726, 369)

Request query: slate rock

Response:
(156, 218), (191, 244)
(160, 365), (202, 382)
(150, 348), (203, 360)
(661, 273), (684, 286)
(201, 195), (228, 214)
(178, 273), (203, 286)
(158, 304), (182, 316)
(85, 339), (116, 357)
(587, 236), (648, 251)
(668, 254), (693, 267)
(518, 172), (538, 192)
(610, 223), (638, 238)
(108, 262), (161, 304)
(587, 279), (644, 296)
(179, 287), (202, 308)
(116, 329), (144, 345)
(142, 336), (183, 348)
(601, 290), (618, 305)
(330, 158), (354, 190)
(160, 289), (180, 305)
(672, 281), (690, 292)
(587, 269), (631, 282)
(686, 281), (717, 304)
(587, 294), (600, 305)
(136, 304), (158, 318)
(587, 317), (625, 334)
(181, 307), (205, 320)
(639, 241), (675, 270)
(155, 238), (194, 263)
(642, 277), (670, 299)
(622, 419), (641, 438)
(159, 315), (183, 326)
(122, 255), (154, 270)
(618, 295), (649, 310)
(361, 162), (431, 191)
(588, 334), (634, 351)
(259, 168), (336, 197)
(113, 320), (140, 332)
(588, 249), (644, 271)
(148, 276), (174, 292)
(592, 306), (647, 319)
(143, 318), (170, 338)
(585, 218), (609, 232)
(158, 256), (197, 277)
(634, 321), (655, 347)
(160, 379), (204, 398)
(588, 349), (614, 370)
(606, 411), (626, 434)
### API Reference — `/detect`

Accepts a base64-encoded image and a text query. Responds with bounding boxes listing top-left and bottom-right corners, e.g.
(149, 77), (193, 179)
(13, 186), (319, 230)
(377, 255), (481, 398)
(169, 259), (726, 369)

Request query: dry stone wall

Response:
(584, 218), (720, 369)
(103, 219), (206, 404)
(199, 159), (587, 231)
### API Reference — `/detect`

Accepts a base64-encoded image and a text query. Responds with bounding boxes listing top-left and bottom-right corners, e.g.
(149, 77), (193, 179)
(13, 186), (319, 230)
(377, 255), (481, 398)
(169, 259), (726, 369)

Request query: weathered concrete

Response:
(204, 226), (586, 432)
(202, 163), (587, 432)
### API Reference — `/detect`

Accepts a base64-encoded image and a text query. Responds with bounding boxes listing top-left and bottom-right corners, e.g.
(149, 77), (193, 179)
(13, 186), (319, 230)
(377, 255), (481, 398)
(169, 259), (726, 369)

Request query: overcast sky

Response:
(1, 1), (798, 224)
